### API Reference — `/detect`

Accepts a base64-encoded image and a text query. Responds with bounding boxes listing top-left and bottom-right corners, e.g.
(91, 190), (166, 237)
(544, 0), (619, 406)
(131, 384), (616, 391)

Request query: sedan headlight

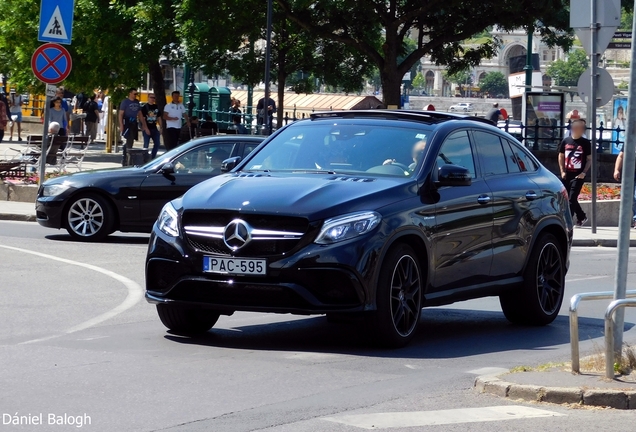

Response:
(41, 183), (71, 197)
(315, 211), (381, 245)
(157, 202), (180, 237)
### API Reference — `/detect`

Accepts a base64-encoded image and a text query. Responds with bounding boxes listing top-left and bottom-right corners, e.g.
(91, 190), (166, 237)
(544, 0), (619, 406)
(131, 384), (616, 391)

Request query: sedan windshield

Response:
(244, 121), (432, 177)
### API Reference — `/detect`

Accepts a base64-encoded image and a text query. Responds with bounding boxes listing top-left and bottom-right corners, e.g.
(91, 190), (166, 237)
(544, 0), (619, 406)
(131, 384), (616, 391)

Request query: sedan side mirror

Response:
(160, 162), (175, 175)
(221, 156), (242, 173)
(436, 164), (472, 187)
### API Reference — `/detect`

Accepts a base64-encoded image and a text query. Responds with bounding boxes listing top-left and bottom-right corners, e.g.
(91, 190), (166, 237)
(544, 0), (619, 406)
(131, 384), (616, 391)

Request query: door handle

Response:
(477, 195), (491, 205)
(525, 191), (538, 201)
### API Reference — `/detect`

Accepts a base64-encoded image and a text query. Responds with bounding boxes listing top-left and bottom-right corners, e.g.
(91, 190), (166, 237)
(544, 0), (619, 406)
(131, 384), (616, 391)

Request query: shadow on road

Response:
(164, 308), (633, 359)
(45, 233), (150, 244)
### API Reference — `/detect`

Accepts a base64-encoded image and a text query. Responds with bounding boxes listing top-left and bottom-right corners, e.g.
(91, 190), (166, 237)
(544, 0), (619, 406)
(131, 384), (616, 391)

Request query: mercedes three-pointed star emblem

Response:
(223, 219), (252, 251)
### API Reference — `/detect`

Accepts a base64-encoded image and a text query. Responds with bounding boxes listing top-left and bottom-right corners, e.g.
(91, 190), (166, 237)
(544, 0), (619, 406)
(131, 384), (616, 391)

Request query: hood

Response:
(44, 166), (144, 186)
(180, 172), (415, 221)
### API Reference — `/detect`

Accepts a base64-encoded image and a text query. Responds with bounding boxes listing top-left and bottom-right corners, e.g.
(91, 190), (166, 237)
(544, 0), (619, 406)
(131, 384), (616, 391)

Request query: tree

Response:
(276, 0), (577, 107)
(479, 72), (508, 97)
(411, 72), (426, 89)
(546, 48), (589, 87)
(443, 69), (471, 96)
(0, 0), (181, 108)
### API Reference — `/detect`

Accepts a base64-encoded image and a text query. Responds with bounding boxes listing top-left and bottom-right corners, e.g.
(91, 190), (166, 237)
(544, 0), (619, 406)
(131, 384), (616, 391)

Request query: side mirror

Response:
(160, 162), (175, 175)
(436, 164), (472, 187)
(221, 156), (241, 173)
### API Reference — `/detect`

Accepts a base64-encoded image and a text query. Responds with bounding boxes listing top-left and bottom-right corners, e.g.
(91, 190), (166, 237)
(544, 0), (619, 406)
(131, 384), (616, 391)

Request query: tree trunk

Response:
(149, 60), (167, 109)
(380, 67), (402, 108)
(277, 45), (287, 128)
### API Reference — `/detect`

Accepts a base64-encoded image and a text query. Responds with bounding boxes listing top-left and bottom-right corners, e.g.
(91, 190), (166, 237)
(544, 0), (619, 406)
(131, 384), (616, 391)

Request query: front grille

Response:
(182, 212), (311, 257)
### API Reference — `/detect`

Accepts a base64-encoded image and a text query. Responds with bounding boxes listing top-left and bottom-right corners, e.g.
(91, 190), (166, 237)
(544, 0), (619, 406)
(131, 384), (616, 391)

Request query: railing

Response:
(569, 290), (636, 373)
(604, 299), (636, 379)
(498, 118), (624, 153)
(192, 104), (334, 134)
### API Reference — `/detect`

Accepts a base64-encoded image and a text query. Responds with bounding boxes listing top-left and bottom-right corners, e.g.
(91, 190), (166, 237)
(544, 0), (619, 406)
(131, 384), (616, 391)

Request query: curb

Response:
(474, 374), (636, 410)
(571, 239), (636, 247)
(0, 213), (37, 222)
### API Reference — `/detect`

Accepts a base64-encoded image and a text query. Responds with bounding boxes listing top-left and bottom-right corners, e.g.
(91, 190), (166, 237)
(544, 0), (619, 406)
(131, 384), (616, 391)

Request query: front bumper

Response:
(144, 226), (382, 315)
(35, 196), (66, 229)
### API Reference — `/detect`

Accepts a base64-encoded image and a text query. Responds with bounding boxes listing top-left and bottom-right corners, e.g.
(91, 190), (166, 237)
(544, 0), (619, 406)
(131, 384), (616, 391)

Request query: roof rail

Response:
(310, 109), (495, 126)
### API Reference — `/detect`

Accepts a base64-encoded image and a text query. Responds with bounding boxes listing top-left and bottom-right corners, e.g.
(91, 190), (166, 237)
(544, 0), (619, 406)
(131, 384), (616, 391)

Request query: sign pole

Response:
(39, 96), (50, 186)
(612, 6), (636, 363)
(589, 0), (598, 234)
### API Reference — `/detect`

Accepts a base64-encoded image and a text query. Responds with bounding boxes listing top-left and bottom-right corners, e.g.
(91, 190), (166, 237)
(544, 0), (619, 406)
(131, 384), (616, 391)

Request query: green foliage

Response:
(411, 72), (426, 89)
(546, 48), (589, 87)
(479, 72), (508, 97)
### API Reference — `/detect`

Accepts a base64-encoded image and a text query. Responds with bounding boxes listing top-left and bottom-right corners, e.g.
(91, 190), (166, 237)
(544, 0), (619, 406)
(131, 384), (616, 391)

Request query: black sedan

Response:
(145, 111), (573, 347)
(36, 136), (264, 241)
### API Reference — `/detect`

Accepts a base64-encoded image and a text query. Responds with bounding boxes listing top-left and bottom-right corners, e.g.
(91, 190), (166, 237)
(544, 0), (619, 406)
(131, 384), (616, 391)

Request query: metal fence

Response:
(193, 105), (333, 135)
(498, 119), (625, 153)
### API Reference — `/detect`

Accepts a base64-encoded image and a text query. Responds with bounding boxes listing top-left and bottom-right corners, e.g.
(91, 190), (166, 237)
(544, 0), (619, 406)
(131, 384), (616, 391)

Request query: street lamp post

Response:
(524, 24), (534, 89)
(263, 0), (273, 135)
(187, 69), (195, 118)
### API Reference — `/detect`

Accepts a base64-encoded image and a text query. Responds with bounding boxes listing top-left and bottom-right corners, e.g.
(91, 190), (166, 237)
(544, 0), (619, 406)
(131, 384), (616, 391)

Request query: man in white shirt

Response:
(8, 89), (23, 141)
(163, 91), (189, 150)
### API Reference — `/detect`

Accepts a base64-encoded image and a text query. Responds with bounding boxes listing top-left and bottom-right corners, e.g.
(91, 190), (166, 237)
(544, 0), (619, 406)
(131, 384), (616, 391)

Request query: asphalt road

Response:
(1, 221), (636, 432)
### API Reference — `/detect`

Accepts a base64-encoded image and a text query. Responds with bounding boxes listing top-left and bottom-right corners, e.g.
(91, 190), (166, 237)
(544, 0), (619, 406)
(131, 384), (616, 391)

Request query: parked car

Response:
(36, 136), (264, 241)
(145, 110), (573, 347)
(449, 102), (474, 112)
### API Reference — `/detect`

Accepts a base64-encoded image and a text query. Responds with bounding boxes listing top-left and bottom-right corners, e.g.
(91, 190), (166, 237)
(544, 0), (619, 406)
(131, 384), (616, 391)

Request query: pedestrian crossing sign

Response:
(38, 0), (74, 45)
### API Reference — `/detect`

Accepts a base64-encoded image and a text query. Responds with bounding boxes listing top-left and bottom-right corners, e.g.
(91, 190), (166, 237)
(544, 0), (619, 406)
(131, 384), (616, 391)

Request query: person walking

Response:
(139, 93), (163, 158)
(118, 88), (141, 165)
(83, 94), (100, 144)
(558, 119), (592, 227)
(162, 91), (189, 150)
(8, 89), (23, 141)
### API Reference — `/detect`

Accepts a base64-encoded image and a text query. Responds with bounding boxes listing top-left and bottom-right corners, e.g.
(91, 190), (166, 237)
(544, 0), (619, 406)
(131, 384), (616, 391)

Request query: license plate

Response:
(203, 256), (266, 276)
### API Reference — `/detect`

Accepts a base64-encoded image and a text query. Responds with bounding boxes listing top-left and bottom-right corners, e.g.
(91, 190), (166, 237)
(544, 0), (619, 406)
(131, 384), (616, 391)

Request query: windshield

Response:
(243, 121), (432, 177)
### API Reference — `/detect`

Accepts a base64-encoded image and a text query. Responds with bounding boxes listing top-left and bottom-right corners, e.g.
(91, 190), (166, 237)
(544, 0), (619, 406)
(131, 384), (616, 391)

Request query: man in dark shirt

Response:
(83, 94), (100, 144)
(256, 92), (276, 132)
(139, 93), (163, 159)
(558, 119), (592, 226)
(485, 102), (503, 124)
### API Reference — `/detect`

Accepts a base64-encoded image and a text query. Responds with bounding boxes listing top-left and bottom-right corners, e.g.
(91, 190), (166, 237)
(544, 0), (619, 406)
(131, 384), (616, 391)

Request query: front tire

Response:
(369, 244), (423, 347)
(156, 304), (219, 334)
(65, 194), (114, 241)
(500, 234), (565, 325)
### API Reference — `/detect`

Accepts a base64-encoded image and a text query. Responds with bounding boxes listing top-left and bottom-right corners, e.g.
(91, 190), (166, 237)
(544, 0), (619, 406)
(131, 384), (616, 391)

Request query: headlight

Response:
(315, 211), (381, 245)
(41, 183), (71, 197)
(157, 202), (180, 237)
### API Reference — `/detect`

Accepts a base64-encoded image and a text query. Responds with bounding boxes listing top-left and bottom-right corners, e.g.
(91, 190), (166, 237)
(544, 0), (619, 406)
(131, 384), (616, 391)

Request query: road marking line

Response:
(0, 245), (143, 345)
(566, 275), (607, 283)
(322, 405), (565, 429)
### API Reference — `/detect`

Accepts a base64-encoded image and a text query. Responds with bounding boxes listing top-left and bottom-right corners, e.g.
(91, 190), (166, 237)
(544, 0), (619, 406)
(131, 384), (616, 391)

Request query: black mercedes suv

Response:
(145, 110), (573, 347)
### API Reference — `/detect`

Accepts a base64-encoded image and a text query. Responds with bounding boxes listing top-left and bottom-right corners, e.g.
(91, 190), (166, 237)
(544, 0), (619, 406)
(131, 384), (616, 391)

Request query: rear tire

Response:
(156, 304), (219, 334)
(368, 244), (423, 347)
(500, 234), (565, 325)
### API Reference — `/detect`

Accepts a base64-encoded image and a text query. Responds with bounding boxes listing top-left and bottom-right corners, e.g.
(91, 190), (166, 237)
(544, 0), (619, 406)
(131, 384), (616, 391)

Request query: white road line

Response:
(466, 367), (509, 376)
(322, 405), (565, 429)
(566, 275), (607, 283)
(0, 245), (143, 345)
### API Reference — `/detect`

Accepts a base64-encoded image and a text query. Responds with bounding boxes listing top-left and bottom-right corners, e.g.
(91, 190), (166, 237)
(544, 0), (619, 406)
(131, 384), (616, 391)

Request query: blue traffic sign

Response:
(38, 0), (75, 45)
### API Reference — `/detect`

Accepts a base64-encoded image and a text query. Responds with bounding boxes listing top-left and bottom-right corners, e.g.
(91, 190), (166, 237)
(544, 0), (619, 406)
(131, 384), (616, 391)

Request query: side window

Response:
(437, 130), (476, 178)
(242, 144), (259, 159)
(472, 131), (508, 176)
(508, 141), (539, 172)
(501, 140), (521, 173)
(173, 143), (235, 175)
